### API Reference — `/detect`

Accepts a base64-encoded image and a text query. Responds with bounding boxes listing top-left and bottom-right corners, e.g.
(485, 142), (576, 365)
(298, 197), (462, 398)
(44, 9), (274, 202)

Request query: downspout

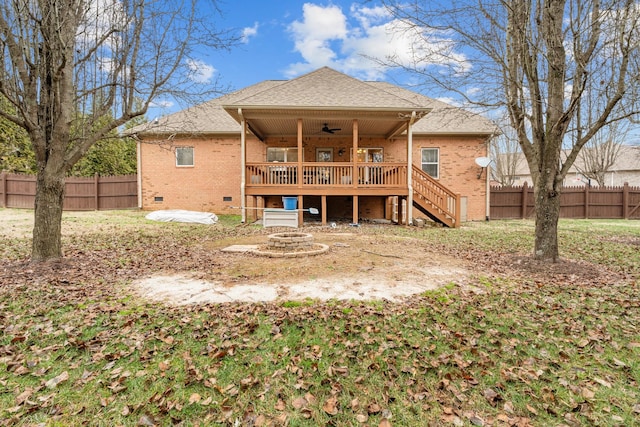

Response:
(239, 108), (246, 224)
(485, 135), (494, 221)
(407, 111), (416, 225)
(136, 138), (142, 209)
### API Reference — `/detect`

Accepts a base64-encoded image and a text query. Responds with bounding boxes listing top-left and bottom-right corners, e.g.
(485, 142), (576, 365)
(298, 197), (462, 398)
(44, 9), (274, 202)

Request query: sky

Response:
(144, 0), (639, 146)
(148, 0), (460, 116)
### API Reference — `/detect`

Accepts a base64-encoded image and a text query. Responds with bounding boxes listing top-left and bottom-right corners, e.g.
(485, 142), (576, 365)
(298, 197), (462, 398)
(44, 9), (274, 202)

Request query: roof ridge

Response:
(224, 66), (426, 109)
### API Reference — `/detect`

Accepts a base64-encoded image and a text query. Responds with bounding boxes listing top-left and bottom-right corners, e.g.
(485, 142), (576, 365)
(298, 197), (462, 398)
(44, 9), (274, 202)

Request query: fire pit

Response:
(267, 232), (314, 250)
(252, 232), (329, 258)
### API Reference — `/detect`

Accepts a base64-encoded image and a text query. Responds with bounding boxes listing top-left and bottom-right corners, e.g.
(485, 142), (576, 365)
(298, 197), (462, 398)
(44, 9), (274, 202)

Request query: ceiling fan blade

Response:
(322, 124), (340, 134)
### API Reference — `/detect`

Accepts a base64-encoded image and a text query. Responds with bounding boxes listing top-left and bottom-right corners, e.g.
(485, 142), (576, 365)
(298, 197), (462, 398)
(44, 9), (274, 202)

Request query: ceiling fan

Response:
(322, 123), (341, 134)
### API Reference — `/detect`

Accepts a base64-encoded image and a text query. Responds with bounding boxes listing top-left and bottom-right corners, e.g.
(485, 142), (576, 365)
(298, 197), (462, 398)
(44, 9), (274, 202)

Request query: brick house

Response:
(131, 67), (497, 227)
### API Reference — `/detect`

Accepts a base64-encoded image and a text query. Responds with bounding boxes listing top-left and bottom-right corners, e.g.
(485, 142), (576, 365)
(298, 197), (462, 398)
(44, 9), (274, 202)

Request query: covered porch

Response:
(221, 67), (460, 227)
(232, 112), (423, 226)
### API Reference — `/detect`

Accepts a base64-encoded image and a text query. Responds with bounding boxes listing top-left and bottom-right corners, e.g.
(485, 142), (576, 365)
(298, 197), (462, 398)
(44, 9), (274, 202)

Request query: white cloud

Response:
(186, 59), (216, 84)
(150, 100), (174, 109)
(285, 3), (469, 80)
(285, 3), (349, 75)
(242, 22), (259, 44)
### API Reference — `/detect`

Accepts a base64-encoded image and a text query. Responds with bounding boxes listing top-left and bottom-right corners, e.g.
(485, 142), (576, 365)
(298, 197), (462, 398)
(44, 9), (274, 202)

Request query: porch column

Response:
(352, 119), (358, 190)
(297, 118), (303, 226)
(352, 119), (359, 224)
(297, 118), (303, 189)
(239, 108), (247, 224)
(407, 112), (416, 225)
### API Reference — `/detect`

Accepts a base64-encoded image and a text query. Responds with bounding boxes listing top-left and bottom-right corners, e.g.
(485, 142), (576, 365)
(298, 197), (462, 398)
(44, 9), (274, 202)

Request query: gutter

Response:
(238, 108), (246, 224)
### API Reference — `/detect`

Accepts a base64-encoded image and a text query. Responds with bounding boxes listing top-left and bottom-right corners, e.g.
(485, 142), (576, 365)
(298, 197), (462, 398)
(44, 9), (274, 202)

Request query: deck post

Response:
(353, 195), (359, 224)
(321, 195), (327, 225)
(298, 196), (303, 227)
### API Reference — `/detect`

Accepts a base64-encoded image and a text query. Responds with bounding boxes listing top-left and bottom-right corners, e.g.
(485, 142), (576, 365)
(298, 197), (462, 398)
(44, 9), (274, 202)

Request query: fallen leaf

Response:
(356, 413), (368, 423)
(45, 371), (69, 389)
(368, 402), (381, 414)
(138, 414), (157, 426)
(292, 396), (307, 409)
(581, 387), (595, 399)
(483, 388), (501, 405)
(593, 378), (612, 388)
(323, 396), (339, 415)
(189, 393), (201, 404)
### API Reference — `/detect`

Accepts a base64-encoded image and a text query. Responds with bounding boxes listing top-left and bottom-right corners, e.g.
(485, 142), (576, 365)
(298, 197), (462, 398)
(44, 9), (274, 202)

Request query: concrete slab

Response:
(220, 245), (259, 253)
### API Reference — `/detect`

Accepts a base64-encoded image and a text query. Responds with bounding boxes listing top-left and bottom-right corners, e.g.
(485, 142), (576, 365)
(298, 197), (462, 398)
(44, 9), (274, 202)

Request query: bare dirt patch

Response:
(133, 231), (471, 304)
(2, 209), (627, 306)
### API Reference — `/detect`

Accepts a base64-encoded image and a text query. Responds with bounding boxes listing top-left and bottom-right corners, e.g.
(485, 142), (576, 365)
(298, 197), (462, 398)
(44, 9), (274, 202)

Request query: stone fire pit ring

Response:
(252, 232), (329, 258)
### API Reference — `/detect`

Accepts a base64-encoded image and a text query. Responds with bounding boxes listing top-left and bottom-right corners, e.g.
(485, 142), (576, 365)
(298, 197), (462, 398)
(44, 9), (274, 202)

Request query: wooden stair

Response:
(411, 166), (461, 228)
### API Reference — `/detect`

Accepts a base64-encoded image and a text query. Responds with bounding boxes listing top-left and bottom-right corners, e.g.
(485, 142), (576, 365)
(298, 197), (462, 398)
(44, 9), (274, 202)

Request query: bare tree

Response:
(574, 122), (627, 187)
(490, 118), (523, 186)
(0, 0), (234, 261)
(381, 0), (640, 261)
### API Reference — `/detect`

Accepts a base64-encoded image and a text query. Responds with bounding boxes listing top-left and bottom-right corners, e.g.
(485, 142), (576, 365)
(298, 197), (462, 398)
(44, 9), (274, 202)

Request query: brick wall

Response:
(139, 133), (489, 221)
(411, 135), (489, 221)
(139, 136), (246, 213)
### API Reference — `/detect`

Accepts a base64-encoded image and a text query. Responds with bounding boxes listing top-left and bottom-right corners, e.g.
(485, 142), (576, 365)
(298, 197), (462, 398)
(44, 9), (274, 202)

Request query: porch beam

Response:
(237, 109), (419, 120)
(386, 122), (407, 140)
(246, 121), (265, 142)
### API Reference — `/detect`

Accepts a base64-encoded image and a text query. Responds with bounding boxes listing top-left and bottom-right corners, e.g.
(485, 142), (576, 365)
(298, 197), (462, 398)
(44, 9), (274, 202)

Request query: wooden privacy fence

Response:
(491, 182), (640, 219)
(0, 172), (138, 211)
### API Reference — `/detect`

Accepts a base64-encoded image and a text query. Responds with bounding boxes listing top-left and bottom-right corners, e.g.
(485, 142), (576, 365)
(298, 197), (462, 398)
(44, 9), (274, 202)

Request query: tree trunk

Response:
(31, 170), (65, 262)
(533, 183), (561, 262)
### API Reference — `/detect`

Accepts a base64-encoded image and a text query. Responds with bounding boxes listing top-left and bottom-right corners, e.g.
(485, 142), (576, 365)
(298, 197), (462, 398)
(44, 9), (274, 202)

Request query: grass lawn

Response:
(1, 210), (639, 426)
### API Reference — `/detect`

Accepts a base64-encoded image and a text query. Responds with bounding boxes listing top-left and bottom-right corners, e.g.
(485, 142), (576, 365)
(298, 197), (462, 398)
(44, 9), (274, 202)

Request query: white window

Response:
(267, 147), (299, 162)
(421, 148), (439, 178)
(176, 146), (194, 167)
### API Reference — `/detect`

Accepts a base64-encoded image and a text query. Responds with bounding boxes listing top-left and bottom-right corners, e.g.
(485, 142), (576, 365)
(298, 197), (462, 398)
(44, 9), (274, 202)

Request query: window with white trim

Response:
(421, 148), (439, 178)
(176, 146), (194, 167)
(267, 147), (298, 162)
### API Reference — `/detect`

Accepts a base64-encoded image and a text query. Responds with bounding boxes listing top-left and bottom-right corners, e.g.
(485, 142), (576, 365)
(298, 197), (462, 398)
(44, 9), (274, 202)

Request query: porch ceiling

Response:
(228, 108), (431, 140)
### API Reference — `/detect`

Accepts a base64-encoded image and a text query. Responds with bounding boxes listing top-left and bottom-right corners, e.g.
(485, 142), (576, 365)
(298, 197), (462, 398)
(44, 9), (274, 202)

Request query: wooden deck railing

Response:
(412, 165), (460, 227)
(246, 162), (407, 188)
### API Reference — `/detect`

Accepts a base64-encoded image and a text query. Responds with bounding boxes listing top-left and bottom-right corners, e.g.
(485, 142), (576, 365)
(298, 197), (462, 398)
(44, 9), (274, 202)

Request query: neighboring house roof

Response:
(129, 67), (496, 138)
(499, 145), (640, 177)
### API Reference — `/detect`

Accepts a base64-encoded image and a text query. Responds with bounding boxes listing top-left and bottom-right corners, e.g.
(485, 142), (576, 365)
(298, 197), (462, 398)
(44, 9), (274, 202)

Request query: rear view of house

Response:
(131, 67), (496, 226)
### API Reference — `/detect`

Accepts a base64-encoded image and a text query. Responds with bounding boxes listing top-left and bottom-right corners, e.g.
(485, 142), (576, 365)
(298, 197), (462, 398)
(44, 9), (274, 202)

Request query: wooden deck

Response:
(244, 162), (461, 228)
(245, 162), (409, 196)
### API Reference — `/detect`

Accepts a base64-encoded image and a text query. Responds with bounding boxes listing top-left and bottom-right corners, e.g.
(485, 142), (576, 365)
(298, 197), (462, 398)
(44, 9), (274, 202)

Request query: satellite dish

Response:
(475, 157), (492, 168)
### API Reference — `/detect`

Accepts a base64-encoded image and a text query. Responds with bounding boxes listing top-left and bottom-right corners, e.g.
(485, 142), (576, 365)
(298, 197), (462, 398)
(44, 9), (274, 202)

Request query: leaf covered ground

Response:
(0, 210), (639, 426)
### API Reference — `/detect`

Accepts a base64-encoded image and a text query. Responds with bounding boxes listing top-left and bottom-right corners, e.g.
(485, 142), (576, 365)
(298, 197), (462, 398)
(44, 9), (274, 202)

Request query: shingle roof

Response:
(127, 80), (282, 135)
(227, 67), (425, 110)
(130, 67), (496, 136)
